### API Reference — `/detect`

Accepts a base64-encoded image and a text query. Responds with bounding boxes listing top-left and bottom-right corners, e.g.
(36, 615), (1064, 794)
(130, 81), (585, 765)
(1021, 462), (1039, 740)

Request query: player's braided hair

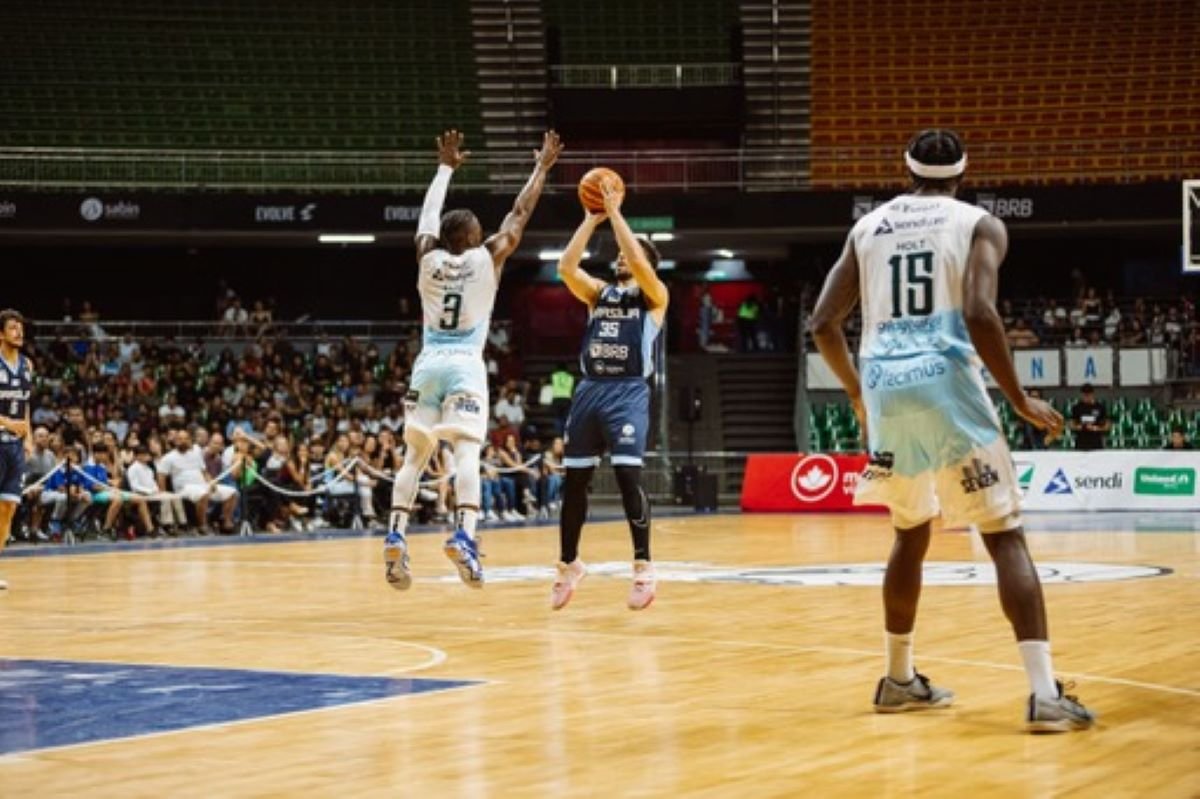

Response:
(905, 129), (966, 189)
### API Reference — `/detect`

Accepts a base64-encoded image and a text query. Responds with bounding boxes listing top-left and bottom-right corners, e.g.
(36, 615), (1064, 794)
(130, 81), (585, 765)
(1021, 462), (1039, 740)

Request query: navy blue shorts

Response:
(0, 440), (25, 503)
(563, 378), (651, 468)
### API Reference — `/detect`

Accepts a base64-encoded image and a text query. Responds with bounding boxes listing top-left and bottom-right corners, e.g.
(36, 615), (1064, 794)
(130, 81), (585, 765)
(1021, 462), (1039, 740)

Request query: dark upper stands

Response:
(543, 0), (739, 65)
(0, 0), (483, 151)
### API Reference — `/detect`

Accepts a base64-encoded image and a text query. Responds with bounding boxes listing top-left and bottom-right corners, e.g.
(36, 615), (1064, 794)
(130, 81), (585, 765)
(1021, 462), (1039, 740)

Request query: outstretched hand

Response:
(600, 177), (624, 213)
(535, 130), (564, 171)
(1015, 394), (1064, 438)
(436, 129), (470, 169)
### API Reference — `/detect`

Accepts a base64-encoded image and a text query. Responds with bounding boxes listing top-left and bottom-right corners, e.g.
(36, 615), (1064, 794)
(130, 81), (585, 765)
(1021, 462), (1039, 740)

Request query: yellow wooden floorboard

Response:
(1, 514), (1197, 798)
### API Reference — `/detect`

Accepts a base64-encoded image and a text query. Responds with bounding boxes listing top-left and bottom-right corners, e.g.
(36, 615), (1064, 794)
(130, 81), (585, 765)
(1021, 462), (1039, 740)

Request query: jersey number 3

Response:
(888, 251), (934, 318)
(440, 292), (463, 330)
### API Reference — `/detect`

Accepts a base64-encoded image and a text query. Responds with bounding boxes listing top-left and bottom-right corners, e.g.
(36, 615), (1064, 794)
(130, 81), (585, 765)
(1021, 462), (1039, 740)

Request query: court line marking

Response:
(403, 624), (1200, 700)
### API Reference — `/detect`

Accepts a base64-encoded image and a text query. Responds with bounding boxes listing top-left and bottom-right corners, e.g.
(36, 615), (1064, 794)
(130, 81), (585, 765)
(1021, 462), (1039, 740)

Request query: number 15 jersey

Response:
(852, 194), (988, 363)
(418, 246), (498, 354)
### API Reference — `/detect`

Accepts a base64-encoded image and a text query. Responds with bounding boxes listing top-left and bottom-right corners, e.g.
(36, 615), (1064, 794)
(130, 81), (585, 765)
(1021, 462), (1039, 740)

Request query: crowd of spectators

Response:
(13, 307), (566, 543)
(1000, 291), (1199, 365)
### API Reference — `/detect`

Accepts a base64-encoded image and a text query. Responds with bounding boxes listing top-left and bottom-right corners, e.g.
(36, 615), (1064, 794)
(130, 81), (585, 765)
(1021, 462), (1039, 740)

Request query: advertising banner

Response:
(1012, 450), (1199, 511)
(1065, 347), (1114, 386)
(740, 453), (887, 512)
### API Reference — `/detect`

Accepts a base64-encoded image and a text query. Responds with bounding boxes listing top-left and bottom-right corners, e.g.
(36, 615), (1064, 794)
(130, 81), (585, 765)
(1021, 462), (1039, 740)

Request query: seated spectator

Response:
(1165, 426), (1194, 450)
(1066, 327), (1088, 348)
(494, 388), (526, 428)
(158, 428), (238, 534)
(22, 426), (58, 537)
(479, 443), (507, 523)
(40, 445), (92, 536)
(497, 433), (538, 518)
(540, 436), (566, 516)
(1006, 318), (1039, 348)
(125, 445), (166, 537)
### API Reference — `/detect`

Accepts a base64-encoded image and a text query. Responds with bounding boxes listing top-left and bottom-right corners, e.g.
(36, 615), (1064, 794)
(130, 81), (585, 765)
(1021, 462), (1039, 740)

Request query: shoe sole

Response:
(383, 543), (412, 591)
(628, 589), (656, 611)
(1026, 718), (1093, 733)
(873, 697), (955, 713)
(443, 541), (483, 589)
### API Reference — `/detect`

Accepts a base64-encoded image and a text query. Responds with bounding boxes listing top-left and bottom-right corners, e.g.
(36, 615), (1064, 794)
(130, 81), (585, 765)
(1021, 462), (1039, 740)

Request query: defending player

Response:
(0, 309), (33, 591)
(384, 129), (563, 589)
(552, 178), (668, 610)
(810, 129), (1094, 732)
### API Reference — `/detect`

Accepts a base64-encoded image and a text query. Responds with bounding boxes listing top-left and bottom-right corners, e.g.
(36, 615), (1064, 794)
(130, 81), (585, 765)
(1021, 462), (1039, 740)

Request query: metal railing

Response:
(549, 62), (742, 89)
(0, 138), (1194, 192)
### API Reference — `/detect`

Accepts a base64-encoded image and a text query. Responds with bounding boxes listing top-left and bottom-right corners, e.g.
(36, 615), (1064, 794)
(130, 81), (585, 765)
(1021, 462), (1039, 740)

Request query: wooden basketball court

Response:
(2, 513), (1197, 797)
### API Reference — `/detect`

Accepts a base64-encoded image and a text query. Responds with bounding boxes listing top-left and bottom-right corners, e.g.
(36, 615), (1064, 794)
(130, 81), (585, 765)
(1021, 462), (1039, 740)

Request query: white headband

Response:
(905, 151), (967, 179)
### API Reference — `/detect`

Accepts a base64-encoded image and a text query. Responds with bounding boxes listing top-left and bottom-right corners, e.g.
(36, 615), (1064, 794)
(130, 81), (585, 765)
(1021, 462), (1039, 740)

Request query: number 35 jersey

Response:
(580, 284), (660, 379)
(418, 246), (498, 354)
(852, 194), (988, 363)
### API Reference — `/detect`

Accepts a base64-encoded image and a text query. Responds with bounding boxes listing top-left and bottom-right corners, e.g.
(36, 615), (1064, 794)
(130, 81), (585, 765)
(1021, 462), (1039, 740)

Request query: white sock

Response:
(388, 509), (409, 536)
(886, 631), (915, 683)
(457, 507), (479, 539)
(1018, 640), (1058, 700)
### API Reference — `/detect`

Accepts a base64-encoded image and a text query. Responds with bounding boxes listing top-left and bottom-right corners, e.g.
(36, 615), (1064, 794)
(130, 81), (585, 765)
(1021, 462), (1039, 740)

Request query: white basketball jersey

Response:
(418, 245), (498, 352)
(852, 194), (989, 360)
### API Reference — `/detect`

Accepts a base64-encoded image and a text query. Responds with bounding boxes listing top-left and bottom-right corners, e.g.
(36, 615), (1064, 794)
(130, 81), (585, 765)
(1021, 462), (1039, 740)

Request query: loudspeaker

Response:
(673, 465), (718, 511)
(673, 464), (700, 505)
(693, 472), (718, 512)
(679, 386), (702, 422)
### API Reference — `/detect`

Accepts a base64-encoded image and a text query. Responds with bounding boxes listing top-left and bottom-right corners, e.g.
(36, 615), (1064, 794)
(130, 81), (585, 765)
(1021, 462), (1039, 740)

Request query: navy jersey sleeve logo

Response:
(579, 286), (659, 379)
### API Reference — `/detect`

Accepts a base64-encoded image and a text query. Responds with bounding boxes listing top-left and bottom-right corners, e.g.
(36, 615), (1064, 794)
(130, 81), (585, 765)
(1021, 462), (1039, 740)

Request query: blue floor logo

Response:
(1044, 468), (1074, 495)
(0, 659), (479, 756)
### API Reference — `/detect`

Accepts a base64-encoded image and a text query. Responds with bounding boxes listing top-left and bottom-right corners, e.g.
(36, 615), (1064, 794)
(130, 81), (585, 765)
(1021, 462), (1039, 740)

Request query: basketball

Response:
(578, 167), (624, 213)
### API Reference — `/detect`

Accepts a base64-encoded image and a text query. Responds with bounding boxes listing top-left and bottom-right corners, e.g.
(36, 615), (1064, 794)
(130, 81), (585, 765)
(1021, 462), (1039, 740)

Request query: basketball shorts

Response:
(564, 378), (651, 468)
(407, 348), (489, 443)
(853, 353), (1021, 530)
(179, 483), (237, 503)
(0, 441), (25, 504)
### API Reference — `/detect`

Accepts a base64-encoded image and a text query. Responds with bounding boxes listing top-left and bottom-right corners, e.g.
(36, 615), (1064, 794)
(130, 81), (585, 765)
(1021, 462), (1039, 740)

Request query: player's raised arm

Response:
(557, 213), (607, 307)
(415, 129), (470, 262)
(601, 179), (668, 310)
(963, 214), (1063, 437)
(810, 233), (865, 429)
(486, 130), (564, 271)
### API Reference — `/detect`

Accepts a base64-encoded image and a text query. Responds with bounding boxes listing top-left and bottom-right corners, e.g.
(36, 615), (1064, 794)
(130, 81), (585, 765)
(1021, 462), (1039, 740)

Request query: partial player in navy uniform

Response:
(553, 178), (668, 610)
(0, 309), (33, 591)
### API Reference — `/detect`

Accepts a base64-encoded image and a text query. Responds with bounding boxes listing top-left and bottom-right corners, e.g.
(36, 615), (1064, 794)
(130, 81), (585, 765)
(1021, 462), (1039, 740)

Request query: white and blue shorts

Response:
(406, 348), (489, 444)
(854, 353), (1021, 531)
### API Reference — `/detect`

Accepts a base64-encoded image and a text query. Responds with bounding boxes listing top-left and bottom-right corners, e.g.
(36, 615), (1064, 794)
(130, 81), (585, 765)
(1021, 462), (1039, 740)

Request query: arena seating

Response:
(0, 0), (483, 150)
(809, 0), (1200, 186)
(810, 398), (1199, 452)
(543, 0), (739, 65)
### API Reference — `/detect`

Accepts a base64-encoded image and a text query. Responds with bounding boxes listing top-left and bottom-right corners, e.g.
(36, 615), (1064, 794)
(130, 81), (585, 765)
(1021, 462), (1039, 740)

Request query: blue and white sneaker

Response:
(383, 530), (412, 590)
(442, 529), (484, 588)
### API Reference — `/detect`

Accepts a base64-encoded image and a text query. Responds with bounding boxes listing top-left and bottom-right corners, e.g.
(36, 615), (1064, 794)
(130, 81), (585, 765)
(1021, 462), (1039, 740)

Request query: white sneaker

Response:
(551, 560), (586, 610)
(0, 577), (8, 591)
(628, 560), (656, 610)
(484, 510), (499, 523)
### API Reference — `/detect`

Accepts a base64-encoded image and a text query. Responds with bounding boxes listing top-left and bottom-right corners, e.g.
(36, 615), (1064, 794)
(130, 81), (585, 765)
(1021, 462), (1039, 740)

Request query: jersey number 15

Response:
(888, 251), (934, 318)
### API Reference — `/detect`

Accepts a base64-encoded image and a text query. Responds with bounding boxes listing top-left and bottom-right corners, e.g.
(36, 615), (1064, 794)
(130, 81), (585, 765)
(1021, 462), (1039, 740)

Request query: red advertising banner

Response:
(740, 453), (887, 512)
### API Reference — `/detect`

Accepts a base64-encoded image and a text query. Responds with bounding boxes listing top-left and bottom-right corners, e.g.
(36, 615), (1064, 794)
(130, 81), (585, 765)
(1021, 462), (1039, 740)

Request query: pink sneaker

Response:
(627, 560), (656, 610)
(551, 560), (586, 610)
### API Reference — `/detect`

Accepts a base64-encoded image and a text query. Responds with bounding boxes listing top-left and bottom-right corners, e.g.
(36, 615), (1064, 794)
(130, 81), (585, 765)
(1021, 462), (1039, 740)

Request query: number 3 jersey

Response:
(418, 245), (498, 354)
(579, 284), (660, 379)
(853, 194), (988, 364)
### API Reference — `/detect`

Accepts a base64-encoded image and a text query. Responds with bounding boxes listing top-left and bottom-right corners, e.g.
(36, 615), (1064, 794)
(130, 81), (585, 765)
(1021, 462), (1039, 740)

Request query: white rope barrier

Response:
(21, 461), (64, 495)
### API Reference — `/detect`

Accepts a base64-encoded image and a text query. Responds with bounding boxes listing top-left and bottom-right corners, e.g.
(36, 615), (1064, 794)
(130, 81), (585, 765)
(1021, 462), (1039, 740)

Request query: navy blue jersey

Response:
(0, 353), (32, 444)
(579, 285), (660, 379)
